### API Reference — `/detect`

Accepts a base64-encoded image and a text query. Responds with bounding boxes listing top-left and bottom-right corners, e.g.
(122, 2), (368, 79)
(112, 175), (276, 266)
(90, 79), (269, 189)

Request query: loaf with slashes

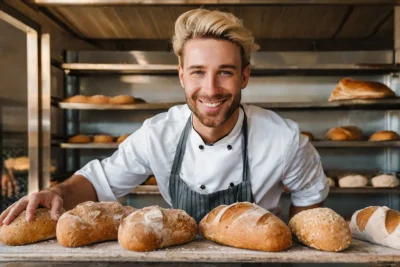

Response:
(56, 201), (135, 247)
(118, 206), (197, 252)
(199, 202), (292, 252)
(349, 206), (399, 249)
(289, 208), (351, 252)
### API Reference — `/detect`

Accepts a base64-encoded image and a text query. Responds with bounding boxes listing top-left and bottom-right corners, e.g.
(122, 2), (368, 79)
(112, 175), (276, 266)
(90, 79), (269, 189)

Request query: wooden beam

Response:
(27, 0), (400, 6)
(88, 38), (393, 51)
(395, 6), (400, 63)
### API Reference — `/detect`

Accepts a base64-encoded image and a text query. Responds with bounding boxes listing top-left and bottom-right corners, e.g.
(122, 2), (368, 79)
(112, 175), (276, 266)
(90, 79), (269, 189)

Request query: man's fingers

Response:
(2, 199), (28, 225)
(25, 197), (40, 222)
(50, 197), (63, 221)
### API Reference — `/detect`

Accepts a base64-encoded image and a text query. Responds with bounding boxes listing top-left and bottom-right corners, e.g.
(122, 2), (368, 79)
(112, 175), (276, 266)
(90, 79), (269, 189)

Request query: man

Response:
(0, 8), (328, 225)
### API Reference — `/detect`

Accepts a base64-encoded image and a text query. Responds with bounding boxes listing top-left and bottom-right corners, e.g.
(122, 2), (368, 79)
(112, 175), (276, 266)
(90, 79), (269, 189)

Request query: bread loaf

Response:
(63, 95), (88, 103)
(57, 201), (135, 247)
(68, 134), (92, 144)
(93, 135), (114, 143)
(110, 95), (135, 105)
(289, 208), (351, 252)
(0, 208), (59, 245)
(118, 206), (197, 252)
(199, 202), (292, 252)
(349, 206), (400, 249)
(116, 134), (130, 143)
(328, 78), (396, 101)
(371, 174), (399, 188)
(369, 131), (400, 141)
(144, 175), (157, 185)
(87, 95), (110, 105)
(338, 174), (368, 187)
(325, 126), (363, 141)
(301, 131), (314, 141)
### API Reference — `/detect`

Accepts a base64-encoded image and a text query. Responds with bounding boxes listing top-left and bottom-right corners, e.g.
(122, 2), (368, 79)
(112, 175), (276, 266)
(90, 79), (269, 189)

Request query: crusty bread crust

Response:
(199, 202), (292, 252)
(325, 126), (362, 141)
(369, 131), (400, 141)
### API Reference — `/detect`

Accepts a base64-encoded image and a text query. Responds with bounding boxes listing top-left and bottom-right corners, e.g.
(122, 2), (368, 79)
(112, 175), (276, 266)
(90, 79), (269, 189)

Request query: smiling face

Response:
(178, 38), (250, 128)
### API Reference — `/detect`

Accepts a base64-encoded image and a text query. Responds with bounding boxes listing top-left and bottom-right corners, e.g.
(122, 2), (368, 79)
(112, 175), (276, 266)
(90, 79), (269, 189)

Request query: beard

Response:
(185, 89), (241, 128)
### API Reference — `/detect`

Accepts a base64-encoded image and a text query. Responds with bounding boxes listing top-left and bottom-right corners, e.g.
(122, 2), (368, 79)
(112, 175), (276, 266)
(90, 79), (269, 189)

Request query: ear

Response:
(178, 65), (185, 89)
(241, 64), (251, 89)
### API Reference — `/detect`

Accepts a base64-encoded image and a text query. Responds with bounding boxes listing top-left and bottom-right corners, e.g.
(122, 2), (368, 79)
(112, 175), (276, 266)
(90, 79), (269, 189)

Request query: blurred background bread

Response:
(369, 130), (400, 141)
(325, 126), (362, 141)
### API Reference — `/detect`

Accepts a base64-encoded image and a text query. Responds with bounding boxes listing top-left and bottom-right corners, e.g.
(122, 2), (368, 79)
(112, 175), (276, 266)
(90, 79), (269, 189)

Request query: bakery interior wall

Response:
(0, 19), (28, 211)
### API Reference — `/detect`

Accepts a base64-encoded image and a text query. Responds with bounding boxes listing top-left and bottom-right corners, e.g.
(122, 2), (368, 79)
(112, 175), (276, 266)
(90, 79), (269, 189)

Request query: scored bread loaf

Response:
(199, 202), (292, 252)
(325, 126), (363, 141)
(118, 205), (197, 252)
(349, 206), (399, 249)
(371, 174), (399, 188)
(338, 174), (368, 188)
(0, 208), (61, 245)
(289, 208), (351, 252)
(328, 78), (396, 101)
(56, 201), (135, 247)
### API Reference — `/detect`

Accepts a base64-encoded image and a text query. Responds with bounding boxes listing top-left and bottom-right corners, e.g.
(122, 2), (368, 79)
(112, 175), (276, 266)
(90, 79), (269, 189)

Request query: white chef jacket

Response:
(76, 104), (329, 214)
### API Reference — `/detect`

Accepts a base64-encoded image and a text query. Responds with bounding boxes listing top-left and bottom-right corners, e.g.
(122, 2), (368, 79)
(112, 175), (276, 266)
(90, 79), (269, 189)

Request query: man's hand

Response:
(0, 188), (63, 225)
(289, 202), (323, 219)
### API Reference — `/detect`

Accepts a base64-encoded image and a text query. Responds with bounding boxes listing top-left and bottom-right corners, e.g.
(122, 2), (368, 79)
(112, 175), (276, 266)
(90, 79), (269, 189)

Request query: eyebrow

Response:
(187, 64), (238, 70)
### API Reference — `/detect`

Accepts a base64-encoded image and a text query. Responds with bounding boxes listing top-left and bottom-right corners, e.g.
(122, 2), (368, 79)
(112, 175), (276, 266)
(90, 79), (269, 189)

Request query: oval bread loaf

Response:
(349, 206), (399, 249)
(289, 208), (351, 252)
(199, 202), (292, 252)
(0, 208), (59, 245)
(118, 205), (197, 252)
(56, 201), (135, 247)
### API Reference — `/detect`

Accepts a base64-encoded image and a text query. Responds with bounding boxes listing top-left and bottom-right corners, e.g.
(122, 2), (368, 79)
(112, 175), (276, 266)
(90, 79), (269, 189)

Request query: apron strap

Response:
(170, 114), (192, 176)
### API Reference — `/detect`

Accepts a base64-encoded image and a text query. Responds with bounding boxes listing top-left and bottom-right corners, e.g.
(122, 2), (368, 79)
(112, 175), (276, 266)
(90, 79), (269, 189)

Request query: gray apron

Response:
(168, 107), (255, 223)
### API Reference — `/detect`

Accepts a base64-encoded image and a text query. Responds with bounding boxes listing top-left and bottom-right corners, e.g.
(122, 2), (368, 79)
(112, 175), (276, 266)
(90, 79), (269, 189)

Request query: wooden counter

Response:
(0, 237), (399, 265)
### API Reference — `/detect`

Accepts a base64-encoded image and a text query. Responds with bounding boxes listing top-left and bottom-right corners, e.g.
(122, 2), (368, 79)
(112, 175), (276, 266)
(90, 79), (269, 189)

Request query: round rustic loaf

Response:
(0, 208), (59, 245)
(289, 207), (351, 252)
(369, 130), (400, 141)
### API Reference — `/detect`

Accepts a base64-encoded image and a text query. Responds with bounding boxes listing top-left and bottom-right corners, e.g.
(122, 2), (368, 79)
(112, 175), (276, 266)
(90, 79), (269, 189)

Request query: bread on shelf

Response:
(349, 206), (399, 249)
(110, 95), (135, 105)
(369, 130), (400, 141)
(93, 135), (114, 143)
(116, 134), (130, 143)
(328, 78), (396, 102)
(144, 175), (157, 185)
(338, 174), (368, 188)
(68, 134), (92, 144)
(325, 126), (363, 141)
(371, 174), (399, 188)
(63, 95), (88, 103)
(87, 95), (110, 105)
(289, 207), (351, 252)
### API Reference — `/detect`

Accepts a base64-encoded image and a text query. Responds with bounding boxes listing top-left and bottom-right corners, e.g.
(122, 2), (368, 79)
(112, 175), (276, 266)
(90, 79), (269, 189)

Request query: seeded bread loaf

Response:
(350, 206), (399, 249)
(199, 202), (292, 252)
(289, 208), (351, 252)
(0, 208), (60, 245)
(56, 201), (135, 247)
(118, 205), (197, 251)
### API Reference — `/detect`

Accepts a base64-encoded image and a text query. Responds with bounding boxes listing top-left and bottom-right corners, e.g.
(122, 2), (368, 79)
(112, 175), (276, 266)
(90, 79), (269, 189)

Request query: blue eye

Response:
(220, 71), (233, 76)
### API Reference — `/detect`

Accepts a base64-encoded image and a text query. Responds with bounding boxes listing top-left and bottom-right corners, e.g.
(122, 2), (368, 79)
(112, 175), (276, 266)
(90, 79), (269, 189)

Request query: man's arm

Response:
(289, 201), (323, 219)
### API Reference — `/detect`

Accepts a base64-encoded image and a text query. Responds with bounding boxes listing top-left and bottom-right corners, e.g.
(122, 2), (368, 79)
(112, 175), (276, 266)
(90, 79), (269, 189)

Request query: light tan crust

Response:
(118, 206), (197, 252)
(87, 95), (110, 105)
(56, 201), (135, 247)
(63, 95), (88, 103)
(144, 175), (157, 185)
(289, 208), (352, 252)
(356, 206), (378, 232)
(68, 134), (92, 144)
(325, 126), (363, 141)
(0, 208), (59, 245)
(328, 78), (396, 102)
(199, 202), (292, 252)
(93, 135), (114, 143)
(116, 134), (130, 143)
(110, 95), (135, 105)
(301, 131), (314, 141)
(369, 131), (400, 141)
(385, 210), (400, 234)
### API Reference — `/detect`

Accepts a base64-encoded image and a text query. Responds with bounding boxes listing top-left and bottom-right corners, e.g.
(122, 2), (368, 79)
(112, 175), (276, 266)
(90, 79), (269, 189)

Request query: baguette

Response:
(56, 201), (135, 247)
(199, 202), (292, 252)
(328, 78), (396, 101)
(289, 208), (351, 252)
(118, 206), (197, 251)
(349, 206), (399, 249)
(0, 208), (60, 245)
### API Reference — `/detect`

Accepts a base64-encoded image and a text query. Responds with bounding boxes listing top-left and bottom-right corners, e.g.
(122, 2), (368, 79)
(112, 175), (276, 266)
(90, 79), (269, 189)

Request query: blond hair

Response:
(172, 8), (256, 67)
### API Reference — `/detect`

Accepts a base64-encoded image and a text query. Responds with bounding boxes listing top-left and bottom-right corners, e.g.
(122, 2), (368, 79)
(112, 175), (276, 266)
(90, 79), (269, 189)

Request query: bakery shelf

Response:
(61, 63), (400, 76)
(58, 98), (400, 111)
(129, 185), (400, 195)
(60, 143), (119, 149)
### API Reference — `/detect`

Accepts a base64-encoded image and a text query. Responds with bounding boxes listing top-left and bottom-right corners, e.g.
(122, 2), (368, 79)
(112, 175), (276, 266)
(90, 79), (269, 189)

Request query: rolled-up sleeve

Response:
(282, 123), (329, 207)
(75, 122), (152, 202)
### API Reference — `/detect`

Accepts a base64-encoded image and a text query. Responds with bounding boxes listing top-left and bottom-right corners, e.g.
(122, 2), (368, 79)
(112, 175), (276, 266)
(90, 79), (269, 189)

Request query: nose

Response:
(204, 72), (220, 96)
